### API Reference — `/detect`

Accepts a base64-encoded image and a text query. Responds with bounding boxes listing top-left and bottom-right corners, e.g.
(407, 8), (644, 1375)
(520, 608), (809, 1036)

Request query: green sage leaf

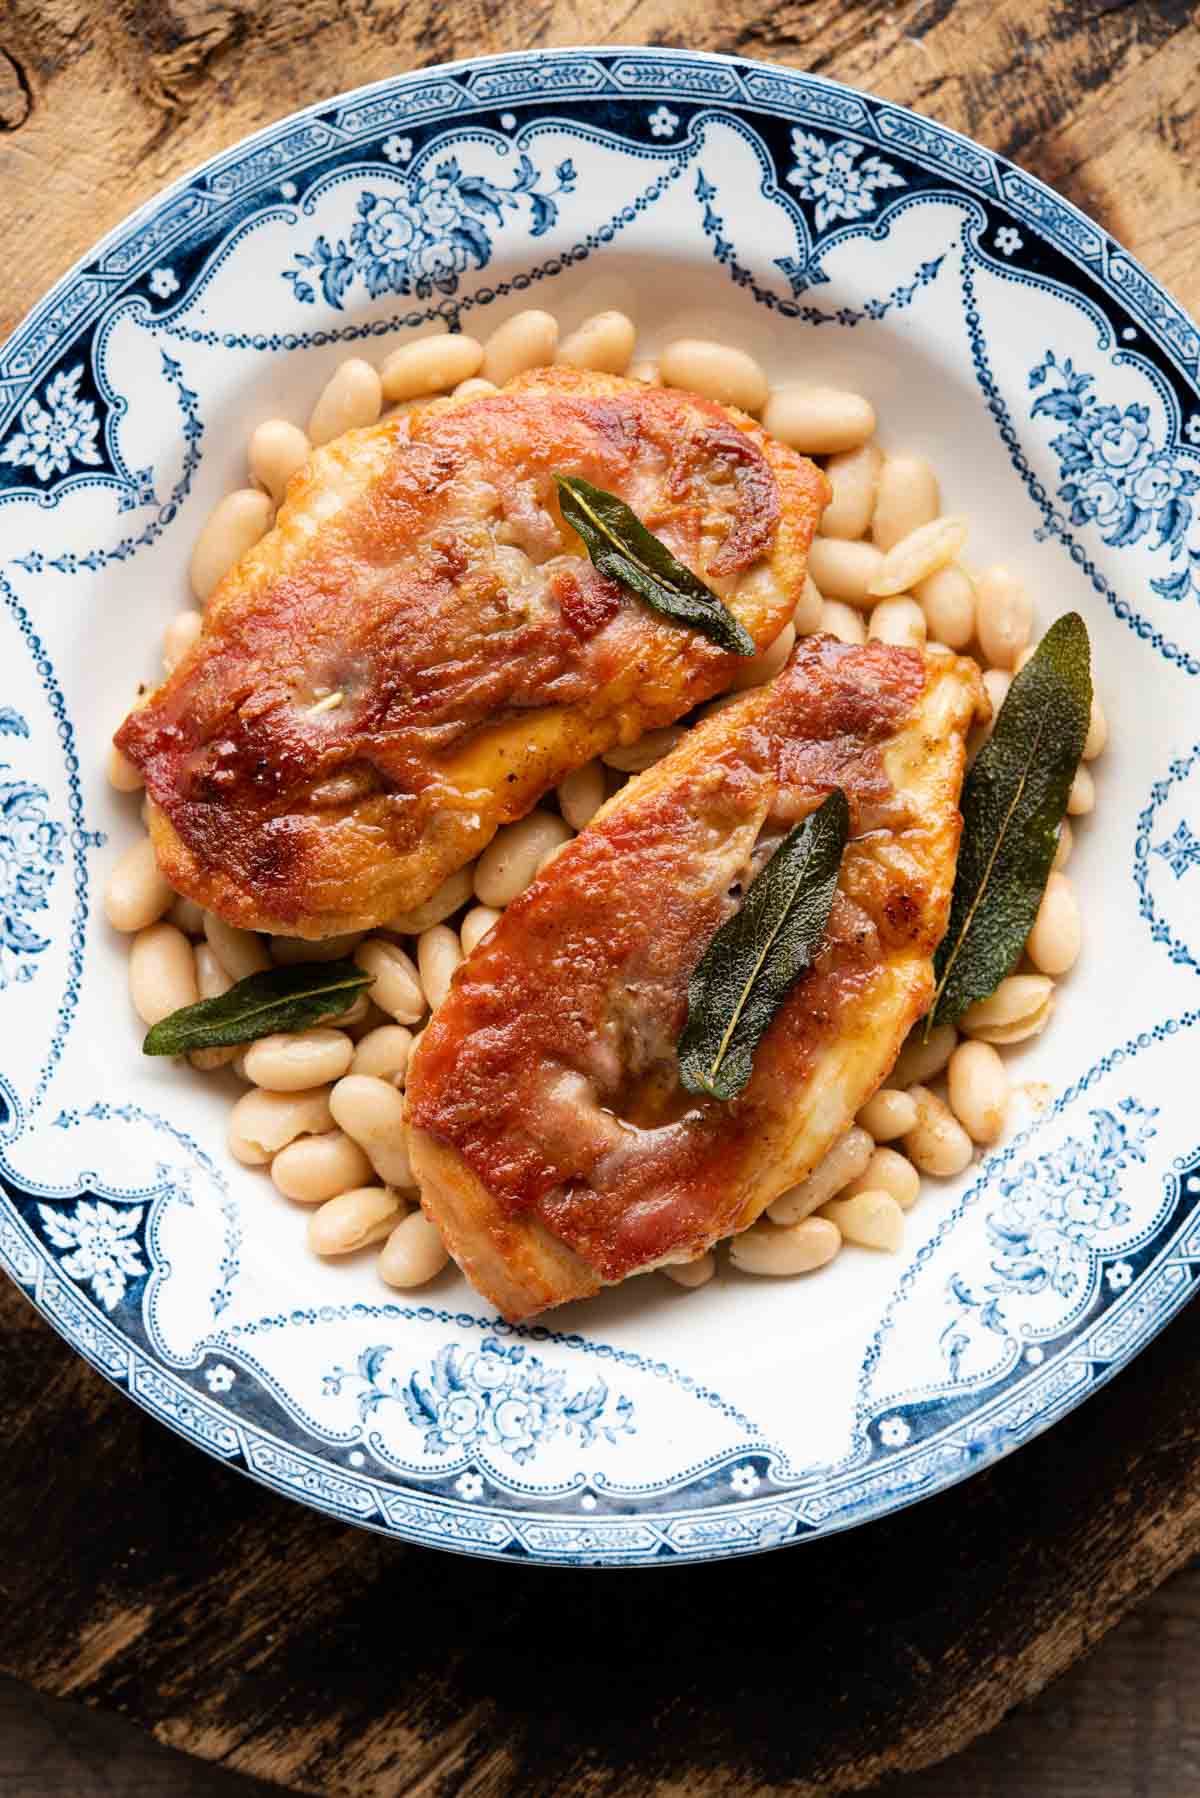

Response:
(142, 958), (372, 1056)
(929, 611), (1092, 1029)
(678, 789), (849, 1101)
(554, 473), (757, 656)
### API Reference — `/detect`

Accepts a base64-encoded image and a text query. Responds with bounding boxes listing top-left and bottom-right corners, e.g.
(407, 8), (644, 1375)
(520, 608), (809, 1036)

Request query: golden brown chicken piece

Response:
(115, 367), (827, 936)
(406, 636), (986, 1322)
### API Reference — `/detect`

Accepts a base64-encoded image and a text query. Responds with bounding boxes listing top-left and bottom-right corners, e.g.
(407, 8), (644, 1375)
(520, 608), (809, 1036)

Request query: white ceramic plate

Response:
(3, 47), (1199, 1566)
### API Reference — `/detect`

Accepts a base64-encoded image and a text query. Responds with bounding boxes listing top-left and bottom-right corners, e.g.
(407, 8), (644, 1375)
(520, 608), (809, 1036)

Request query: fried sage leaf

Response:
(554, 473), (757, 656)
(143, 958), (372, 1056)
(678, 789), (849, 1101)
(929, 611), (1092, 1029)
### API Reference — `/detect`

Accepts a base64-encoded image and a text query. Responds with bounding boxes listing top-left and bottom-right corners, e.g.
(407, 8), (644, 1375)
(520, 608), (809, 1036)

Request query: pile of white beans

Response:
(105, 305), (1105, 1298)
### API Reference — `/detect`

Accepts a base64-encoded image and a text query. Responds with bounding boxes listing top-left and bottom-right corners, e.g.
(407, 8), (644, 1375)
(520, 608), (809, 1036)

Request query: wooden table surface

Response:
(2, 1), (1199, 1793)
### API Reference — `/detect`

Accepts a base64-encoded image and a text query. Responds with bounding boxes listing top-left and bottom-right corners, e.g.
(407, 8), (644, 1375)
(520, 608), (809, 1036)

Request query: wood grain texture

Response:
(1, 0), (1199, 1791)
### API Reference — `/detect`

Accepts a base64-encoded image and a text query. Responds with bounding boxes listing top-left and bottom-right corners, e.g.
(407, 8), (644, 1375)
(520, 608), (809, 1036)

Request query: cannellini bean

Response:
(269, 929), (365, 965)
(844, 1147), (920, 1211)
(1026, 872), (1081, 975)
(947, 1041), (1009, 1144)
(730, 622), (796, 690)
(1084, 695), (1107, 761)
(194, 941), (233, 1000)
(307, 358), (383, 446)
(388, 866), (474, 934)
(204, 913), (270, 982)
(162, 609), (203, 673)
(869, 516), (968, 598)
(975, 565), (1032, 669)
(628, 359), (661, 386)
(766, 1126), (874, 1225)
(353, 938), (425, 1025)
(871, 454), (940, 550)
(976, 669), (1011, 746)
(228, 1085), (334, 1165)
(452, 377), (499, 401)
(662, 1252), (716, 1289)
(820, 1190), (904, 1250)
(1053, 820), (1074, 872)
(730, 1216), (842, 1275)
(856, 1088), (919, 1142)
(868, 597), (926, 650)
(660, 338), (768, 413)
(821, 600), (867, 644)
(819, 441), (881, 540)
(794, 573), (824, 636)
(475, 811), (572, 908)
(481, 309), (559, 384)
(272, 1130), (373, 1203)
(558, 759), (606, 831)
(378, 1209), (450, 1287)
(309, 1186), (403, 1257)
(104, 837), (173, 933)
(891, 1022), (957, 1088)
(350, 1024), (413, 1086)
(807, 538), (886, 606)
(248, 418), (310, 504)
(1068, 764), (1095, 816)
(169, 895), (205, 937)
(417, 924), (463, 1010)
(129, 921), (198, 1025)
(903, 1085), (973, 1177)
(380, 334), (483, 402)
(329, 1074), (414, 1188)
(914, 565), (975, 650)
(557, 309), (636, 374)
(189, 489), (274, 603)
(460, 905), (501, 957)
(243, 1028), (354, 1092)
(603, 727), (685, 771)
(761, 385), (875, 455)
(107, 742), (144, 792)
(960, 975), (1055, 1045)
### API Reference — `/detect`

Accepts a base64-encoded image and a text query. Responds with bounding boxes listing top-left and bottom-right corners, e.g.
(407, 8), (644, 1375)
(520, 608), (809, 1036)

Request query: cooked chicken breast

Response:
(115, 367), (827, 936)
(406, 635), (986, 1322)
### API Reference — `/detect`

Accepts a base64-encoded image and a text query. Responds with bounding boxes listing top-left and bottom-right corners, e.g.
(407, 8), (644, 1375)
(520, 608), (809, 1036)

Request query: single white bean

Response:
(480, 309), (558, 385)
(307, 358), (383, 447)
(914, 565), (975, 650)
(979, 670), (1012, 744)
(460, 905), (501, 957)
(766, 1127), (874, 1225)
(190, 490), (274, 603)
(602, 727), (685, 771)
(794, 573), (824, 636)
(1068, 765), (1095, 816)
(129, 921), (198, 1025)
(388, 866), (475, 934)
(248, 418), (310, 504)
(871, 454), (940, 551)
(1026, 872), (1081, 976)
(903, 1085), (974, 1178)
(557, 309), (636, 374)
(107, 742), (144, 793)
(821, 600), (867, 644)
(856, 1088), (919, 1142)
(272, 1130), (374, 1204)
(381, 334), (483, 402)
(730, 622), (796, 690)
(730, 1216), (842, 1275)
(891, 1022), (958, 1089)
(868, 597), (926, 650)
(761, 385), (876, 455)
(243, 1028), (354, 1092)
(475, 811), (572, 908)
(203, 913), (270, 982)
(947, 1041), (1009, 1145)
(452, 377), (499, 401)
(628, 359), (661, 386)
(660, 338), (768, 413)
(1084, 695), (1107, 761)
(818, 441), (882, 541)
(417, 924), (463, 1011)
(1053, 820), (1074, 873)
(163, 609), (203, 673)
(330, 1073), (411, 1171)
(165, 896), (203, 940)
(309, 1186), (403, 1257)
(350, 1024), (413, 1086)
(194, 943), (232, 1004)
(353, 938), (425, 1025)
(820, 1190), (905, 1250)
(378, 1209), (450, 1287)
(558, 760), (606, 831)
(975, 565), (1033, 669)
(269, 929), (365, 965)
(227, 1085), (334, 1165)
(844, 1147), (920, 1211)
(869, 515), (968, 598)
(960, 975), (1055, 1045)
(662, 1252), (716, 1289)
(104, 837), (173, 933)
(807, 538), (886, 606)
